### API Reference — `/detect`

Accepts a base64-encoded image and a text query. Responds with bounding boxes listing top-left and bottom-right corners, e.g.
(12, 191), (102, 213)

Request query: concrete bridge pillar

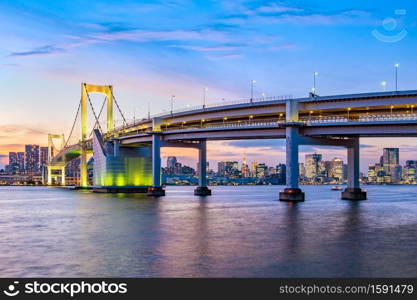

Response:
(80, 144), (88, 188)
(47, 167), (52, 185)
(342, 137), (367, 200)
(194, 139), (211, 196)
(61, 166), (66, 186)
(279, 126), (304, 201)
(147, 133), (165, 196)
(280, 98), (305, 202)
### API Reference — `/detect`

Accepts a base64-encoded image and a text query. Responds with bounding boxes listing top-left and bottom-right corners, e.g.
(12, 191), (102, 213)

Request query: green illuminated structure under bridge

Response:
(92, 129), (152, 192)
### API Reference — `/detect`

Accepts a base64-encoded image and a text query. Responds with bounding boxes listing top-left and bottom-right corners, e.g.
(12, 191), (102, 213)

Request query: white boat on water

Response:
(331, 186), (342, 191)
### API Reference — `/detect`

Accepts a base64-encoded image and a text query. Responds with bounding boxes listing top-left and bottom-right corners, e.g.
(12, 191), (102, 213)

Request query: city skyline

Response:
(3, 142), (413, 185)
(2, 140), (417, 174)
(2, 1), (417, 171)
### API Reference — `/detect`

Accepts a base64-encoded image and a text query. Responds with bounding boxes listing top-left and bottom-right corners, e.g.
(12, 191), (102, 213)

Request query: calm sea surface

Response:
(0, 185), (417, 277)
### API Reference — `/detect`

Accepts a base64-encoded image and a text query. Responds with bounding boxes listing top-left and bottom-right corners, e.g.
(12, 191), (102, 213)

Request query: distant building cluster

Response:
(4, 145), (48, 175)
(300, 154), (347, 184)
(162, 154), (287, 186)
(1, 145), (415, 186)
(0, 144), (81, 185)
(367, 148), (415, 184)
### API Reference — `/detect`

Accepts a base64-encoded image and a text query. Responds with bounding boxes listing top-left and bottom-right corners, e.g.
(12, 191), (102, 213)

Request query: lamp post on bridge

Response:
(203, 87), (208, 109)
(312, 72), (319, 96)
(250, 80), (256, 103)
(395, 63), (399, 92)
(170, 95), (175, 115)
(381, 81), (387, 92)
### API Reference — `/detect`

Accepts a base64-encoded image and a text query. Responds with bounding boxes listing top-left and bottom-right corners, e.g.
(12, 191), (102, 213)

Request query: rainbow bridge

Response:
(48, 83), (417, 201)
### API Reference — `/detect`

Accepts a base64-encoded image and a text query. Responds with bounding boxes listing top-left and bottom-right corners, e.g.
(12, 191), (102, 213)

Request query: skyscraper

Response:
(330, 158), (344, 182)
(17, 152), (25, 173)
(251, 161), (258, 177)
(382, 148), (400, 182)
(40, 146), (48, 169)
(218, 161), (238, 176)
(241, 153), (250, 178)
(166, 156), (177, 174)
(305, 153), (322, 181)
(255, 163), (267, 178)
(25, 144), (40, 174)
(8, 152), (18, 174)
(167, 156), (177, 169)
(276, 163), (286, 184)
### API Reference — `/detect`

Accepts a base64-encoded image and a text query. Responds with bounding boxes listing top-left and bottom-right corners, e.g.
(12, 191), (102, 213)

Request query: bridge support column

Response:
(80, 145), (88, 188)
(61, 166), (66, 186)
(147, 133), (165, 196)
(280, 126), (304, 202)
(342, 137), (367, 200)
(195, 139), (211, 196)
(47, 167), (52, 185)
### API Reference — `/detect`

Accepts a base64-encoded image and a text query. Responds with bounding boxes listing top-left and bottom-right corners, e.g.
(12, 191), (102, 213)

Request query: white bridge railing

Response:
(149, 95), (292, 118)
(110, 112), (417, 137)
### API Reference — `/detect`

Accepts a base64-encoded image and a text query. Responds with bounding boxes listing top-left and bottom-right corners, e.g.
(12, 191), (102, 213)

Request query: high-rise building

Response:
(8, 152), (19, 174)
(40, 146), (48, 169)
(382, 148), (399, 166)
(251, 161), (258, 177)
(299, 163), (305, 179)
(167, 156), (177, 171)
(17, 152), (25, 173)
(403, 163), (416, 182)
(255, 163), (267, 178)
(25, 145), (40, 174)
(241, 153), (250, 178)
(405, 160), (417, 168)
(305, 153), (322, 180)
(330, 158), (344, 182)
(382, 148), (401, 182)
(368, 164), (377, 183)
(174, 162), (182, 174)
(218, 161), (238, 176)
(276, 163), (286, 184)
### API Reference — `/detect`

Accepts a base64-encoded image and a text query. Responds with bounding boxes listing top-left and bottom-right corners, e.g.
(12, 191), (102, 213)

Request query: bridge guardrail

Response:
(148, 95), (292, 119)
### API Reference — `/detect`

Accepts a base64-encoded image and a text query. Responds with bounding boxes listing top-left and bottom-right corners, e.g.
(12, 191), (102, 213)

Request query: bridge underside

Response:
(49, 88), (417, 201)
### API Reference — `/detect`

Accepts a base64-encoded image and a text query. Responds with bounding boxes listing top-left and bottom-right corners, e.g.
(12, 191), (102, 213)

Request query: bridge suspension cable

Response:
(63, 99), (81, 149)
(112, 94), (127, 126)
(89, 97), (107, 138)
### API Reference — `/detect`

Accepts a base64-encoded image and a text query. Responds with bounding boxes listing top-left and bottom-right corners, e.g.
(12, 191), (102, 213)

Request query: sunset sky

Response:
(1, 0), (417, 171)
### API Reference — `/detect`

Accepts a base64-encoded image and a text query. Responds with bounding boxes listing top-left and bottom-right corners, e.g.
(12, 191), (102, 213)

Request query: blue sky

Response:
(1, 0), (417, 171)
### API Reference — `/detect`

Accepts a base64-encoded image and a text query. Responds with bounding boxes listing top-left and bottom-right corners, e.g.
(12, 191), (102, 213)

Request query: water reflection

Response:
(1, 185), (417, 277)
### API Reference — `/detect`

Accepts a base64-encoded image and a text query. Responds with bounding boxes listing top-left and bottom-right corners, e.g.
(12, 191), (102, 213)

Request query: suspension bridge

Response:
(48, 83), (417, 201)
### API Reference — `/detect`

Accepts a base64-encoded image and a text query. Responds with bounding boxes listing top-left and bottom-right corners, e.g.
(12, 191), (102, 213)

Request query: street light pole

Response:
(395, 63), (399, 92)
(170, 95), (175, 115)
(250, 80), (256, 103)
(203, 87), (208, 108)
(381, 81), (387, 92)
(312, 72), (318, 96)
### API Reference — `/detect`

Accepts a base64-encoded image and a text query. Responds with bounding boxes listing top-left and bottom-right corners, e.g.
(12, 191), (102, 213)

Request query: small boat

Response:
(331, 186), (342, 191)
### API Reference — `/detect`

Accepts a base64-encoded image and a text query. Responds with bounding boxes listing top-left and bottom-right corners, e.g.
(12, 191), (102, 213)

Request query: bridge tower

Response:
(80, 83), (113, 187)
